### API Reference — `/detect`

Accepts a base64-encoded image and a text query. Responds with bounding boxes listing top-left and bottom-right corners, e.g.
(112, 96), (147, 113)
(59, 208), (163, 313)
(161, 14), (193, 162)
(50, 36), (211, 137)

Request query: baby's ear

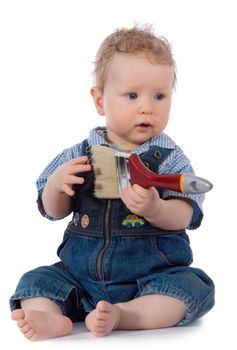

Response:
(90, 87), (105, 116)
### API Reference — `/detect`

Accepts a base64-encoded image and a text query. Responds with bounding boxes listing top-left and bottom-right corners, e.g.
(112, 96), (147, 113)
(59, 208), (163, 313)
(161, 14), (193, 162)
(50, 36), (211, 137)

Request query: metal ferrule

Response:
(115, 152), (131, 193)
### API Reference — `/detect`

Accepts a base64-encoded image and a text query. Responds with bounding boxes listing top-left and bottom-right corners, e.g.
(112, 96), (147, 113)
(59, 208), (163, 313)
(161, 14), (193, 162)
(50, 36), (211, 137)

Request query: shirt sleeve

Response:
(36, 143), (84, 220)
(158, 145), (204, 230)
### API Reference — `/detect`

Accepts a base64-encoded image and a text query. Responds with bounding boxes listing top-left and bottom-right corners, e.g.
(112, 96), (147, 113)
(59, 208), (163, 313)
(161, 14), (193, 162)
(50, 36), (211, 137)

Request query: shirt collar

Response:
(87, 127), (176, 154)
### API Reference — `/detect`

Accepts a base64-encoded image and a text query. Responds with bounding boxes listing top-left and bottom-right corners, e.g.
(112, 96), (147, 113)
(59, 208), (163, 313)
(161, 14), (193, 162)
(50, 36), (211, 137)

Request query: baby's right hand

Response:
(49, 156), (91, 197)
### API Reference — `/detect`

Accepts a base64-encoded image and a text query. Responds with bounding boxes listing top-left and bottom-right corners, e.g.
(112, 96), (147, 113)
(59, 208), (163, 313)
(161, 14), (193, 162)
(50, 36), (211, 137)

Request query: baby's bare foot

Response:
(85, 300), (121, 337)
(11, 309), (73, 341)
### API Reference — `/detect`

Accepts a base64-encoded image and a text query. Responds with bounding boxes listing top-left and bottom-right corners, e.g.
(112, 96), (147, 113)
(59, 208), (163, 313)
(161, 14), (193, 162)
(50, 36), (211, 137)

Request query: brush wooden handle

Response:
(128, 154), (213, 194)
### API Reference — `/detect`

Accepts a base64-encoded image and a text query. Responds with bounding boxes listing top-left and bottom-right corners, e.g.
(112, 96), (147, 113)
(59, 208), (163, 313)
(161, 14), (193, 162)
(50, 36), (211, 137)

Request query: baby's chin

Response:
(107, 131), (157, 151)
(119, 139), (150, 152)
(132, 133), (157, 146)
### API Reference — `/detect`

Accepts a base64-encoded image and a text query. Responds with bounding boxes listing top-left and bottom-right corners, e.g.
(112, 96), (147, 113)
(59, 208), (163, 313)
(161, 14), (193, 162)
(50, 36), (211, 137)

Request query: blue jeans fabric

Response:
(10, 230), (215, 325)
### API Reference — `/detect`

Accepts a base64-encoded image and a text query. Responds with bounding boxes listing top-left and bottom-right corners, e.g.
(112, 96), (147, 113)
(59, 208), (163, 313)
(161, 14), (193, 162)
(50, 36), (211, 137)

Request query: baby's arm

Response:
(42, 156), (91, 219)
(120, 184), (193, 230)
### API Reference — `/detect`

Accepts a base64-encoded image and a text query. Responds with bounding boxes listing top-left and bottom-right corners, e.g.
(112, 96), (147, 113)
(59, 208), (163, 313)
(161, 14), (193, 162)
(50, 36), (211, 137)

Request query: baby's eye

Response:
(154, 93), (165, 100)
(127, 92), (138, 100)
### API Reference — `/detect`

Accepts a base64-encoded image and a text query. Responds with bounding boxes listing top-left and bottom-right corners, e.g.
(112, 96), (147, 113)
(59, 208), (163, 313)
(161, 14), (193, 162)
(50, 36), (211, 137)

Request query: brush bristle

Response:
(92, 145), (119, 198)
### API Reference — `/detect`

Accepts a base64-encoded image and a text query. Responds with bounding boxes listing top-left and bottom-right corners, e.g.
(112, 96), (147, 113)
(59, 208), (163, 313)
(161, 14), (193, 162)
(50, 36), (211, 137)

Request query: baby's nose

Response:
(138, 98), (153, 114)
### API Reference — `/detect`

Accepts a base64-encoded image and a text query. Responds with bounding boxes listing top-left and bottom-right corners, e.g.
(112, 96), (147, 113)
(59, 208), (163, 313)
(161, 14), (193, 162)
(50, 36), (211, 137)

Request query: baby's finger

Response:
(121, 186), (141, 205)
(132, 184), (149, 196)
(68, 156), (89, 165)
(69, 175), (86, 185)
(69, 163), (91, 175)
(62, 175), (87, 196)
(132, 184), (156, 199)
(62, 184), (75, 197)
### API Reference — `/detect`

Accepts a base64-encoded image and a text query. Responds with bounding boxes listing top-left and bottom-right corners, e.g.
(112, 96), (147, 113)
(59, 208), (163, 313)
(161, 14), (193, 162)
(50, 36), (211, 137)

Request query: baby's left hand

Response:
(120, 184), (161, 220)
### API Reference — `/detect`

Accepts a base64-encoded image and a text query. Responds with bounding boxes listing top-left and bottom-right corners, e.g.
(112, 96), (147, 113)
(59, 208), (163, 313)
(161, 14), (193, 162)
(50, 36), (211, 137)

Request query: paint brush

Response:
(92, 145), (213, 199)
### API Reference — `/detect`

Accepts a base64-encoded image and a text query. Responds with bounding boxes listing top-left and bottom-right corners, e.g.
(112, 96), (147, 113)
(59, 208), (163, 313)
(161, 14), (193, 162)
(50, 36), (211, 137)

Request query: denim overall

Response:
(10, 140), (215, 325)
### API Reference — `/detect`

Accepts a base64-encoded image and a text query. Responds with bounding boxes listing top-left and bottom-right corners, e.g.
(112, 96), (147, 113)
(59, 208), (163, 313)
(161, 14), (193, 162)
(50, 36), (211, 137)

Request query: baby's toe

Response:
(21, 323), (31, 334)
(24, 329), (36, 341)
(11, 309), (25, 321)
(97, 300), (111, 313)
(17, 318), (27, 328)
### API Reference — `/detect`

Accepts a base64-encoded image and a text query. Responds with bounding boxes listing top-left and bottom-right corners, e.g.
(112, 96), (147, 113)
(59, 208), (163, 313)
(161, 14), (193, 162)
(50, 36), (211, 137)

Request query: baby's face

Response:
(93, 53), (174, 151)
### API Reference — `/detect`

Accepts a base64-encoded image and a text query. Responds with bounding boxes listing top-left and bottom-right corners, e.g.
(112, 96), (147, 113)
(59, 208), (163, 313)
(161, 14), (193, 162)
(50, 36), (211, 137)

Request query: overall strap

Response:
(80, 139), (90, 155)
(72, 139), (94, 205)
(140, 146), (173, 197)
(140, 146), (173, 172)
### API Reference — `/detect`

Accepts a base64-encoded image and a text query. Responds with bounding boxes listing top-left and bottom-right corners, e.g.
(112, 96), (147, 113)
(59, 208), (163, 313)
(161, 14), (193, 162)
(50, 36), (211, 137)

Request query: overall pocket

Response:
(57, 230), (71, 258)
(155, 233), (193, 266)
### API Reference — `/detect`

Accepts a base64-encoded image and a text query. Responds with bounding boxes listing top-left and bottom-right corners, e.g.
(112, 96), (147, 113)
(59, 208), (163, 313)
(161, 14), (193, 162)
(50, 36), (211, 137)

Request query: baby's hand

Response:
(49, 156), (91, 197)
(120, 184), (161, 220)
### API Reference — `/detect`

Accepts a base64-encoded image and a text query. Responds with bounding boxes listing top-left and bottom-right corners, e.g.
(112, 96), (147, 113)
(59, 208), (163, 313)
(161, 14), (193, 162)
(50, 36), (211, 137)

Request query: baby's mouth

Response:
(136, 122), (152, 129)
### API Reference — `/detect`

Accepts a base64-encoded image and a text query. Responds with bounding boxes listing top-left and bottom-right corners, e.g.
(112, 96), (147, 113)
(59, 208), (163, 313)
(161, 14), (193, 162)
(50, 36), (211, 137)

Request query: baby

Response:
(10, 25), (215, 341)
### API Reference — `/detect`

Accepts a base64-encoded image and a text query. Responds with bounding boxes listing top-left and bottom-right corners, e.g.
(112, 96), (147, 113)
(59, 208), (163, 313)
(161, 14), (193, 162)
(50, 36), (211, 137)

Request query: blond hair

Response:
(92, 24), (176, 91)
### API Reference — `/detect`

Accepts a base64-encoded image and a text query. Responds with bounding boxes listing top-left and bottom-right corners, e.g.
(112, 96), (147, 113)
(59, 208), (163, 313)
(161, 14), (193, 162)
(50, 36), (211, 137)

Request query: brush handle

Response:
(128, 154), (213, 194)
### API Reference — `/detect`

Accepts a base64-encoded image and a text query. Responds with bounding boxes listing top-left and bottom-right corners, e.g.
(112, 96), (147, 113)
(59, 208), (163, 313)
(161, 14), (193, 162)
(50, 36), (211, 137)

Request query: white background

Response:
(0, 0), (236, 349)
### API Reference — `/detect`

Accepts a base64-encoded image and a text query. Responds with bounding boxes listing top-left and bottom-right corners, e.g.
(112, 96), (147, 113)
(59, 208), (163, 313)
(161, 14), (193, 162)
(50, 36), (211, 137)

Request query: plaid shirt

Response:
(36, 127), (204, 229)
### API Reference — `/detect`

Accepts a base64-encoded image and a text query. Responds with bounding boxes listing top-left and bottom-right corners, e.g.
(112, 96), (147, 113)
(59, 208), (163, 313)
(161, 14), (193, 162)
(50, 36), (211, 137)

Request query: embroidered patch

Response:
(81, 214), (89, 228)
(122, 214), (145, 228)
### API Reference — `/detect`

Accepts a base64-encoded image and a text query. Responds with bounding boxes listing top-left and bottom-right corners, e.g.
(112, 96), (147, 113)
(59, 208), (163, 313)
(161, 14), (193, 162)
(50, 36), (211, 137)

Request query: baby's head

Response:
(91, 25), (176, 151)
(93, 24), (176, 92)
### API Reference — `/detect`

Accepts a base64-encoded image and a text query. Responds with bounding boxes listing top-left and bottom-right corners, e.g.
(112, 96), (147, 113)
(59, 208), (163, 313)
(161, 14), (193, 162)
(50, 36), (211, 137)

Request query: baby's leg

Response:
(11, 297), (73, 341)
(85, 294), (185, 337)
(117, 294), (186, 329)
